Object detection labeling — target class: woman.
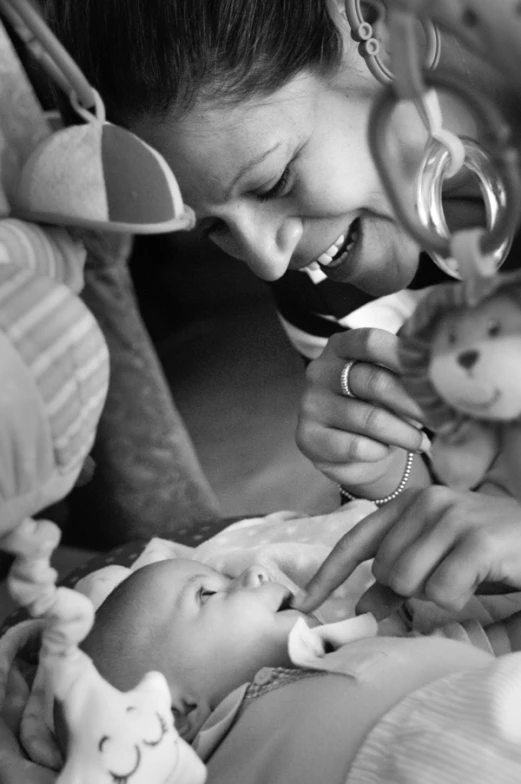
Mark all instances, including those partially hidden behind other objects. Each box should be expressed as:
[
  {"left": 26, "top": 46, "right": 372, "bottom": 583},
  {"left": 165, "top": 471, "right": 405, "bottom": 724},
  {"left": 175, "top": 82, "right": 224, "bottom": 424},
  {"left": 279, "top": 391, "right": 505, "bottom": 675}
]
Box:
[{"left": 45, "top": 0, "right": 521, "bottom": 613}]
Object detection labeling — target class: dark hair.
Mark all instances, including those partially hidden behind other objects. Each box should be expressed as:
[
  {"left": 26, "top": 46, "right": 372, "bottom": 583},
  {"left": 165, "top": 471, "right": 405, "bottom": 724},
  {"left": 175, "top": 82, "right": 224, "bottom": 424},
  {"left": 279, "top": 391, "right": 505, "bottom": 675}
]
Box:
[{"left": 43, "top": 0, "right": 343, "bottom": 124}]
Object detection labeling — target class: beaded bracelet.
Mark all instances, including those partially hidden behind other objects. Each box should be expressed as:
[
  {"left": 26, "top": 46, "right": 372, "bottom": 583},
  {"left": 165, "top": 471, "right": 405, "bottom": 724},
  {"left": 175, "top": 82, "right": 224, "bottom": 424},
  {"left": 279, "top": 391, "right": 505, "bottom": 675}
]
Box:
[{"left": 338, "top": 451, "right": 415, "bottom": 507}]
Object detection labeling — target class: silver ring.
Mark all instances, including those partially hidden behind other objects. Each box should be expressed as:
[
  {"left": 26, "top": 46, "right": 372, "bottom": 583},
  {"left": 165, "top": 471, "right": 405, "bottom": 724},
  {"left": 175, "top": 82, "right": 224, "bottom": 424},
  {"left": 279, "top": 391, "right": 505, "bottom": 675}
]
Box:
[{"left": 340, "top": 361, "right": 357, "bottom": 398}]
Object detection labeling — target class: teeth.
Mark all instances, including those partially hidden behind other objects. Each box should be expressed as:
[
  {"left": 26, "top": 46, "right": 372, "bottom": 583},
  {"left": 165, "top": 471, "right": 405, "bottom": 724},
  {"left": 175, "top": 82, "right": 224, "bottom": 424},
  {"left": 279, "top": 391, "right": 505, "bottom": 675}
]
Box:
[
  {"left": 318, "top": 252, "right": 334, "bottom": 266},
  {"left": 316, "top": 225, "right": 357, "bottom": 268},
  {"left": 331, "top": 234, "right": 345, "bottom": 252}
]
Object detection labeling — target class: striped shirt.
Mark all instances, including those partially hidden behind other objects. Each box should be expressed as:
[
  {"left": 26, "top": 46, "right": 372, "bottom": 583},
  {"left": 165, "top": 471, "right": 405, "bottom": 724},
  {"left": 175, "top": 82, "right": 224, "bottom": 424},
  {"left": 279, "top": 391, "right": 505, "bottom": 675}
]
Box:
[{"left": 267, "top": 249, "right": 521, "bottom": 359}]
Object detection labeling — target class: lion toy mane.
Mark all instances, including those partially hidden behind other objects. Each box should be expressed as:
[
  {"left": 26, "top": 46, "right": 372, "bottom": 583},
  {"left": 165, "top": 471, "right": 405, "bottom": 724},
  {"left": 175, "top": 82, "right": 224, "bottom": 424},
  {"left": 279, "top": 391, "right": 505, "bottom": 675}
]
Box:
[{"left": 399, "top": 271, "right": 521, "bottom": 496}]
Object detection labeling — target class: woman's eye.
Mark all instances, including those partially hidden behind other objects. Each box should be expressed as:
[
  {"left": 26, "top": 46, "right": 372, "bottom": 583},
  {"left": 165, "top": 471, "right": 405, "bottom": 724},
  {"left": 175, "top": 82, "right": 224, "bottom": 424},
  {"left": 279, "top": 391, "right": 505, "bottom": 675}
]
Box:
[{"left": 256, "top": 166, "right": 292, "bottom": 202}]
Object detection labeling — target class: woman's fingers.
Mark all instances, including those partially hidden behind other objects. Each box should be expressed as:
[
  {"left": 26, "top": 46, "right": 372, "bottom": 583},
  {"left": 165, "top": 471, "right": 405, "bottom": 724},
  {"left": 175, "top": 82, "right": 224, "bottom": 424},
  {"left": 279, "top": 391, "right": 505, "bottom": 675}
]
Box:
[
  {"left": 326, "top": 328, "right": 404, "bottom": 371},
  {"left": 371, "top": 492, "right": 457, "bottom": 593},
  {"left": 307, "top": 337, "right": 425, "bottom": 424},
  {"left": 337, "top": 361, "right": 425, "bottom": 424},
  {"left": 355, "top": 582, "right": 406, "bottom": 620},
  {"left": 298, "top": 389, "right": 427, "bottom": 462},
  {"left": 293, "top": 494, "right": 411, "bottom": 613},
  {"left": 421, "top": 539, "right": 486, "bottom": 611}
]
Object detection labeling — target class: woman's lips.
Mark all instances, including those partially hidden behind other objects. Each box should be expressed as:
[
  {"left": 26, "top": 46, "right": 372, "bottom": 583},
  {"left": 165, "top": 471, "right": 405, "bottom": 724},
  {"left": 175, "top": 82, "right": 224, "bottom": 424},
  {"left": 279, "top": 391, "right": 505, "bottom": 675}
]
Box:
[
  {"left": 321, "top": 214, "right": 421, "bottom": 295},
  {"left": 319, "top": 219, "right": 360, "bottom": 270}
]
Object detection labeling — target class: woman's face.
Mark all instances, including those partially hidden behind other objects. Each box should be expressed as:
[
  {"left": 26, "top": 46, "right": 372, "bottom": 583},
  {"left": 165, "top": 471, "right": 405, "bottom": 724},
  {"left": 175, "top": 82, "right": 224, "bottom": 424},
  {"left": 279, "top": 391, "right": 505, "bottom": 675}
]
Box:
[{"left": 135, "top": 56, "right": 484, "bottom": 296}]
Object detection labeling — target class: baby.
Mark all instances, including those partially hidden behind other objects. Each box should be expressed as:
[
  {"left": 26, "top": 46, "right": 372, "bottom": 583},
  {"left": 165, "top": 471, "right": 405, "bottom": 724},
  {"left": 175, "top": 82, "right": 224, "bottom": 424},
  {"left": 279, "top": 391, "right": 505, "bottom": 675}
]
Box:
[{"left": 66, "top": 558, "right": 521, "bottom": 784}]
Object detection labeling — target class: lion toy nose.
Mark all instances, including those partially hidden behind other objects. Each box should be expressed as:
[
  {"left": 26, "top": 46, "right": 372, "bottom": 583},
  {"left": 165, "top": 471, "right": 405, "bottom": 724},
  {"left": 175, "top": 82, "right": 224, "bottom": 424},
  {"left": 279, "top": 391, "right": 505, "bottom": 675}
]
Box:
[{"left": 458, "top": 349, "right": 480, "bottom": 370}]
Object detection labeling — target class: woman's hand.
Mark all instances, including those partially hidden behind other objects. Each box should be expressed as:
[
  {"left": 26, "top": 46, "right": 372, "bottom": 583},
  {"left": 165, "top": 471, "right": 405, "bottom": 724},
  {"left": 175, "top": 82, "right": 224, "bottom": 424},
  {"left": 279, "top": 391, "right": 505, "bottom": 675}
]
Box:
[
  {"left": 296, "top": 328, "right": 430, "bottom": 492},
  {"left": 294, "top": 486, "right": 521, "bottom": 617}
]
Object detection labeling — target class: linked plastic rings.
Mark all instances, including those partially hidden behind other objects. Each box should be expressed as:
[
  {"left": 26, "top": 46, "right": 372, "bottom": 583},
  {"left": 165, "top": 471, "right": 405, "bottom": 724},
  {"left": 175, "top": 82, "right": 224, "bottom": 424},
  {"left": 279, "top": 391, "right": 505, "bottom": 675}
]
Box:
[{"left": 417, "top": 136, "right": 511, "bottom": 278}]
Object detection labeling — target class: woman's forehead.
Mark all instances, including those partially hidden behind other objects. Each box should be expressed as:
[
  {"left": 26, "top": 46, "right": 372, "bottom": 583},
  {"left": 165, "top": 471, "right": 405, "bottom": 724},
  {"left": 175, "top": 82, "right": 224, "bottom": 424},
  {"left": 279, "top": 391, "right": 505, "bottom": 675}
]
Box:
[{"left": 136, "top": 74, "right": 322, "bottom": 204}]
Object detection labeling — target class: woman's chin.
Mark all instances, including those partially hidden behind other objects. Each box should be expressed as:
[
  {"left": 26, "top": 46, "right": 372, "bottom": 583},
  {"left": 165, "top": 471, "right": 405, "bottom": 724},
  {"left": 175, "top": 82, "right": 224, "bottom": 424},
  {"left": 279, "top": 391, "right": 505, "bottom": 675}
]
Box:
[{"left": 328, "top": 218, "right": 422, "bottom": 295}]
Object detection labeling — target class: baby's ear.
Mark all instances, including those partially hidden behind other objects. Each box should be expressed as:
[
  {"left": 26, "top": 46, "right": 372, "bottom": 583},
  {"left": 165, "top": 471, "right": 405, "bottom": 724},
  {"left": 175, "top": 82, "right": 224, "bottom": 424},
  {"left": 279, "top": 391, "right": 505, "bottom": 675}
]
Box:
[{"left": 170, "top": 689, "right": 211, "bottom": 742}]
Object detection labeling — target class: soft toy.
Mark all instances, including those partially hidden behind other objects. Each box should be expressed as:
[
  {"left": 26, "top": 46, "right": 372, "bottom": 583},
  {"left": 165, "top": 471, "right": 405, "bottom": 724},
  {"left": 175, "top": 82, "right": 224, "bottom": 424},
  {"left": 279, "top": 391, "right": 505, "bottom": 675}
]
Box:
[
  {"left": 399, "top": 270, "right": 521, "bottom": 495},
  {"left": 0, "top": 6, "right": 206, "bottom": 783}
]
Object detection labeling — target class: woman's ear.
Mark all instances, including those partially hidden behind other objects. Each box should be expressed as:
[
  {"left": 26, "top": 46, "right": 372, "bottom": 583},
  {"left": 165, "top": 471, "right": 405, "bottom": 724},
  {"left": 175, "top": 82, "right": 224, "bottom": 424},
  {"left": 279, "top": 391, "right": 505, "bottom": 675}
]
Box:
[
  {"left": 170, "top": 690, "right": 211, "bottom": 742},
  {"left": 326, "top": 0, "right": 350, "bottom": 34}
]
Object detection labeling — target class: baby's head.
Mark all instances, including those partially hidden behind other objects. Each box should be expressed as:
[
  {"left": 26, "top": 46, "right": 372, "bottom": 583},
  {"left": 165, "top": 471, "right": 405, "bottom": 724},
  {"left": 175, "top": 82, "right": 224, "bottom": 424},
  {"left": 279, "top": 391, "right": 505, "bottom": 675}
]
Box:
[{"left": 81, "top": 559, "right": 315, "bottom": 740}]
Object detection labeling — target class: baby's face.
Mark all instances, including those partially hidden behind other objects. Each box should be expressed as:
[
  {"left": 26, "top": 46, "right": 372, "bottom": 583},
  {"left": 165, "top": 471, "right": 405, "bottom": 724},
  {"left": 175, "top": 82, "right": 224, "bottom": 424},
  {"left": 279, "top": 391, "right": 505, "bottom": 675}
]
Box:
[{"left": 137, "top": 559, "right": 314, "bottom": 706}]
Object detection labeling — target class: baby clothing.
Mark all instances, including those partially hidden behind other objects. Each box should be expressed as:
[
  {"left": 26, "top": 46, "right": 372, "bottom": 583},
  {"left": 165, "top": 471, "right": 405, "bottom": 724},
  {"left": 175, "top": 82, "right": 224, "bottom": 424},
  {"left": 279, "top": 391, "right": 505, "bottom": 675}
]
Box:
[{"left": 195, "top": 617, "right": 521, "bottom": 784}]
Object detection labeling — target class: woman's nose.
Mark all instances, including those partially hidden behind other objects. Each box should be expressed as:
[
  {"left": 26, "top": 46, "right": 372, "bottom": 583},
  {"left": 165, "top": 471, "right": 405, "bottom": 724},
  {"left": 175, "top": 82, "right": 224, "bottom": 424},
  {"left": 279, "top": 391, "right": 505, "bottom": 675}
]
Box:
[
  {"left": 233, "top": 566, "right": 271, "bottom": 589},
  {"left": 217, "top": 209, "right": 303, "bottom": 281}
]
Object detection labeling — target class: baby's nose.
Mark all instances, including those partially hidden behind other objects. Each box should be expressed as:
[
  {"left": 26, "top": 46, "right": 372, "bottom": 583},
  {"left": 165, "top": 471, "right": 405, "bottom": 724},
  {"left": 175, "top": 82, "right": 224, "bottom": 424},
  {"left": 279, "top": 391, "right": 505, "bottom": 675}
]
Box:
[{"left": 235, "top": 566, "right": 271, "bottom": 589}]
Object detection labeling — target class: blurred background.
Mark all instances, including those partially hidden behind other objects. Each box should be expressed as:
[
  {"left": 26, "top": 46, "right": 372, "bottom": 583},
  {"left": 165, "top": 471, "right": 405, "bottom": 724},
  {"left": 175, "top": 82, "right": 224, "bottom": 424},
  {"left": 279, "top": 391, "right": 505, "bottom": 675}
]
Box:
[{"left": 129, "top": 232, "right": 338, "bottom": 518}]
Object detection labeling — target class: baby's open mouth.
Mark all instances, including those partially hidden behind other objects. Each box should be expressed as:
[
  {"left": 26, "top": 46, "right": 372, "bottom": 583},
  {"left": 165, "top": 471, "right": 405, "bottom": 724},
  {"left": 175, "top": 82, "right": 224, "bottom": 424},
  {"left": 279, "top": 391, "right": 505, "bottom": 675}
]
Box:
[
  {"left": 277, "top": 590, "right": 294, "bottom": 612},
  {"left": 316, "top": 218, "right": 360, "bottom": 269},
  {"left": 276, "top": 590, "right": 322, "bottom": 626}
]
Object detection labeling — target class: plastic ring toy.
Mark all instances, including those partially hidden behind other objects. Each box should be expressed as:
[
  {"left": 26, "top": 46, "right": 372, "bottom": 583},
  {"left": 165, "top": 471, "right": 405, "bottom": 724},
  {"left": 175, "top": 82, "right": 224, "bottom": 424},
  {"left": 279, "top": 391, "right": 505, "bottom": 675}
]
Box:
[{"left": 417, "top": 136, "right": 512, "bottom": 278}]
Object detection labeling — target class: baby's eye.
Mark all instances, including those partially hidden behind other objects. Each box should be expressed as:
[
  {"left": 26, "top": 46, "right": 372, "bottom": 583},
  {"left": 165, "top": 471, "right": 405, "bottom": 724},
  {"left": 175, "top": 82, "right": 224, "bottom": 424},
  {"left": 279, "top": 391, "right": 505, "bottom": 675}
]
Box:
[{"left": 198, "top": 588, "right": 217, "bottom": 604}]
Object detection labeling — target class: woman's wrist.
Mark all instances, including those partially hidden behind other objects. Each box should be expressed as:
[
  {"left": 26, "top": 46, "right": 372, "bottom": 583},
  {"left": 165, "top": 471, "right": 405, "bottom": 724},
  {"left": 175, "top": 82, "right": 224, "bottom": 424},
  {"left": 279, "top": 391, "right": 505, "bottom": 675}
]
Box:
[{"left": 338, "top": 448, "right": 431, "bottom": 505}]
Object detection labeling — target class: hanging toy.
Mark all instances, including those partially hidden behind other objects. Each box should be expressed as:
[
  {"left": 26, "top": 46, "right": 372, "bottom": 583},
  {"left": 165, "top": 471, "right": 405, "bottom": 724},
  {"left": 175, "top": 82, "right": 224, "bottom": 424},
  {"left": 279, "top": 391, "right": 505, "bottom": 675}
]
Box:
[
  {"left": 0, "top": 4, "right": 206, "bottom": 781},
  {"left": 361, "top": 1, "right": 521, "bottom": 495},
  {"left": 0, "top": 0, "right": 194, "bottom": 234}
]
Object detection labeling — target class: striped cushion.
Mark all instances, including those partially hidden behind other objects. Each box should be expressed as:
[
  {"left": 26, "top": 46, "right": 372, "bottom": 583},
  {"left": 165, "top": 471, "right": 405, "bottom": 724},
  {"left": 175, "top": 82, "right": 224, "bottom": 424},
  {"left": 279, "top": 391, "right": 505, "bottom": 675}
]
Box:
[
  {"left": 0, "top": 219, "right": 85, "bottom": 293},
  {"left": 0, "top": 263, "right": 108, "bottom": 472}
]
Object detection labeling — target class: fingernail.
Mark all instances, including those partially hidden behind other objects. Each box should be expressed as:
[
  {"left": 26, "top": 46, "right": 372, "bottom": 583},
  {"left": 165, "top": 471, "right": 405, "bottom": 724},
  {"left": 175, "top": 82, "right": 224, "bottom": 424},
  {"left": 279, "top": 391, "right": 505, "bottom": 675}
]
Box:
[
  {"left": 290, "top": 590, "right": 304, "bottom": 607},
  {"left": 418, "top": 432, "right": 431, "bottom": 454},
  {"left": 290, "top": 590, "right": 310, "bottom": 612}
]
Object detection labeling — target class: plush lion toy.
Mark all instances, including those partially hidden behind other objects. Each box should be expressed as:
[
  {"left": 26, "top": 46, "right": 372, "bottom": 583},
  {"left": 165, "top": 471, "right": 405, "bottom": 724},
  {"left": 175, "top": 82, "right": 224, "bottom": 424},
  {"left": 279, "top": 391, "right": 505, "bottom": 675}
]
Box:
[{"left": 399, "top": 271, "right": 521, "bottom": 496}]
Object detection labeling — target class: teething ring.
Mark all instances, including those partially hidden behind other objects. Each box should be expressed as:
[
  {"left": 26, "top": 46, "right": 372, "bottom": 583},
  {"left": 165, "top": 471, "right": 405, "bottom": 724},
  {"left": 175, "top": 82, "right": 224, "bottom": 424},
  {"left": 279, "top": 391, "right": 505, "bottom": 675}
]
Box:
[
  {"left": 417, "top": 136, "right": 511, "bottom": 278},
  {"left": 369, "top": 71, "right": 521, "bottom": 262}
]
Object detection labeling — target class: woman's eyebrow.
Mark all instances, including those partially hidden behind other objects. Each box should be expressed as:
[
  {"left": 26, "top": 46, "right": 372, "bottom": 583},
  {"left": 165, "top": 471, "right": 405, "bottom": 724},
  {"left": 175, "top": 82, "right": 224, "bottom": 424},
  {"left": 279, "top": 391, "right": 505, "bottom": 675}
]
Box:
[{"left": 223, "top": 140, "right": 284, "bottom": 199}]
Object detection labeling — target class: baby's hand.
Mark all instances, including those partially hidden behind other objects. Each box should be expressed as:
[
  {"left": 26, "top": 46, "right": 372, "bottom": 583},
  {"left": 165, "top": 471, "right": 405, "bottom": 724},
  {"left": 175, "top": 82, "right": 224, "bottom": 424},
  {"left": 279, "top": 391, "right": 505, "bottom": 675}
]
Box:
[
  {"left": 295, "top": 487, "right": 521, "bottom": 616},
  {"left": 296, "top": 328, "right": 429, "bottom": 491}
]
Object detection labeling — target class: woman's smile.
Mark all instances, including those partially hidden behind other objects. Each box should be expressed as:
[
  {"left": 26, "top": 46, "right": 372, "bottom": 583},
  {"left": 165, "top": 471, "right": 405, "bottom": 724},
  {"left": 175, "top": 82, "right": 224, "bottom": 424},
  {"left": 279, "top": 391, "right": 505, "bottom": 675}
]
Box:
[{"left": 136, "top": 70, "right": 427, "bottom": 295}]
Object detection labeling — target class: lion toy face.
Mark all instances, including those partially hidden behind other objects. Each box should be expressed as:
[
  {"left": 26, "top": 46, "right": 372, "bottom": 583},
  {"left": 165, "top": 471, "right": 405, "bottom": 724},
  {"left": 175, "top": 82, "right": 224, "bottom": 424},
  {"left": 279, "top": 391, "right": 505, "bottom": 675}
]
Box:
[{"left": 428, "top": 293, "right": 521, "bottom": 421}]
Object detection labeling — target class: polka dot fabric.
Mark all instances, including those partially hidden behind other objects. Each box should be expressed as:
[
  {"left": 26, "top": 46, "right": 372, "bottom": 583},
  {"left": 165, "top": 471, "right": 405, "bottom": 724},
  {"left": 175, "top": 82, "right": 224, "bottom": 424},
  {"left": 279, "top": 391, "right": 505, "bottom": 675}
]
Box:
[{"left": 0, "top": 515, "right": 242, "bottom": 636}]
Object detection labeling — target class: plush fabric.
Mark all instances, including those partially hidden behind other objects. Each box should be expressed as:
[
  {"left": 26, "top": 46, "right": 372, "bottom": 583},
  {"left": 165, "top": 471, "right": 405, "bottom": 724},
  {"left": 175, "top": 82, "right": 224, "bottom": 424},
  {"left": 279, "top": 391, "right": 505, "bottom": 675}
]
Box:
[{"left": 2, "top": 502, "right": 521, "bottom": 782}]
